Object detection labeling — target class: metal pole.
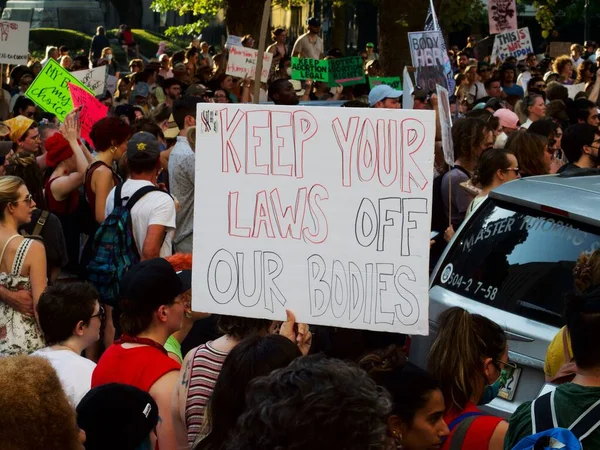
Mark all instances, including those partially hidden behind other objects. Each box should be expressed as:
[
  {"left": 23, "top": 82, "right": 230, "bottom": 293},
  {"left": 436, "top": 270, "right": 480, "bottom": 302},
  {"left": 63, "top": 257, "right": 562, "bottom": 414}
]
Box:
[{"left": 585, "top": 0, "right": 589, "bottom": 43}]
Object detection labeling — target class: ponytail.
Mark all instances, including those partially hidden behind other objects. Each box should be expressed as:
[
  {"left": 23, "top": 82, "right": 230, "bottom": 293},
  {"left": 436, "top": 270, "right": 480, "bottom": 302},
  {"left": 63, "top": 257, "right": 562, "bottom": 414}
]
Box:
[{"left": 427, "top": 307, "right": 506, "bottom": 410}]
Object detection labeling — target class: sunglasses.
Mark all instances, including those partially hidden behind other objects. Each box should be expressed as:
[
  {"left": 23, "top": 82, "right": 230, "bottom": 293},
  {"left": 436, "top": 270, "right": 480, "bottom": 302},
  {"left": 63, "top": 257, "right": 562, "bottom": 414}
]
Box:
[{"left": 495, "top": 359, "right": 518, "bottom": 372}]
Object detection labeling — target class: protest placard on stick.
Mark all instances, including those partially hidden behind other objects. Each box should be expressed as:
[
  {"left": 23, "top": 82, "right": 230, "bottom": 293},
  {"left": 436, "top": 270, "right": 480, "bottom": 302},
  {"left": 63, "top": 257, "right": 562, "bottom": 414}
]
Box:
[
  {"left": 192, "top": 103, "right": 435, "bottom": 335},
  {"left": 408, "top": 31, "right": 449, "bottom": 93},
  {"left": 488, "top": 0, "right": 517, "bottom": 34},
  {"left": 491, "top": 27, "right": 533, "bottom": 62},
  {"left": 25, "top": 59, "right": 93, "bottom": 122},
  {"left": 327, "top": 56, "right": 365, "bottom": 86},
  {"left": 0, "top": 20, "right": 29, "bottom": 65},
  {"left": 369, "top": 77, "right": 402, "bottom": 90},
  {"left": 291, "top": 57, "right": 329, "bottom": 83},
  {"left": 68, "top": 82, "right": 108, "bottom": 143},
  {"left": 72, "top": 66, "right": 107, "bottom": 96},
  {"left": 226, "top": 45, "right": 273, "bottom": 84}
]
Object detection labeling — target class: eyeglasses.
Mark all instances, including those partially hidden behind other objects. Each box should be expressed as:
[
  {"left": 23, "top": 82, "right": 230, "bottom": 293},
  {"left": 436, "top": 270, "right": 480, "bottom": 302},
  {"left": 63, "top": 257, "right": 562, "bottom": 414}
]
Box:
[
  {"left": 12, "top": 194, "right": 33, "bottom": 205},
  {"left": 503, "top": 167, "right": 520, "bottom": 173},
  {"left": 26, "top": 134, "right": 40, "bottom": 142},
  {"left": 90, "top": 305, "right": 105, "bottom": 320},
  {"left": 495, "top": 359, "right": 518, "bottom": 372}
]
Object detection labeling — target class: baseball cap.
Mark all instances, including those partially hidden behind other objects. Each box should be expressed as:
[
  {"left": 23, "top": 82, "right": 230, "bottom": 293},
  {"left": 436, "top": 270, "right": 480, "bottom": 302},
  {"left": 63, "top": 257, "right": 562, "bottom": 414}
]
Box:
[
  {"left": 133, "top": 82, "right": 149, "bottom": 98},
  {"left": 173, "top": 62, "right": 187, "bottom": 72},
  {"left": 307, "top": 17, "right": 321, "bottom": 26},
  {"left": 366, "top": 42, "right": 375, "bottom": 48},
  {"left": 494, "top": 108, "right": 520, "bottom": 129},
  {"left": 368, "top": 84, "right": 403, "bottom": 107},
  {"left": 163, "top": 114, "right": 180, "bottom": 139},
  {"left": 187, "top": 83, "right": 211, "bottom": 97},
  {"left": 76, "top": 383, "right": 159, "bottom": 450},
  {"left": 484, "top": 97, "right": 503, "bottom": 111},
  {"left": 126, "top": 131, "right": 161, "bottom": 163},
  {"left": 544, "top": 71, "right": 560, "bottom": 83},
  {"left": 120, "top": 258, "right": 192, "bottom": 312}
]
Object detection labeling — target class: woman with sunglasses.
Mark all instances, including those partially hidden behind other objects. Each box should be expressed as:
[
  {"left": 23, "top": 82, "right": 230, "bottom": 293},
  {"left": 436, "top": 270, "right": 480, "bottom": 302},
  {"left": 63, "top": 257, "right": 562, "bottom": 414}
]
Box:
[
  {"left": 466, "top": 148, "right": 520, "bottom": 216},
  {"left": 428, "top": 307, "right": 512, "bottom": 450},
  {"left": 0, "top": 175, "right": 47, "bottom": 355}
]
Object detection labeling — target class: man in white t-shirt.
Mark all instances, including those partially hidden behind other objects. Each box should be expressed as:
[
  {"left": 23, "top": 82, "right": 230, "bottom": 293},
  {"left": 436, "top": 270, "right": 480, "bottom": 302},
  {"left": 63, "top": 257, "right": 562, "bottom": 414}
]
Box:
[
  {"left": 105, "top": 132, "right": 176, "bottom": 259},
  {"left": 292, "top": 17, "right": 324, "bottom": 60},
  {"left": 33, "top": 282, "right": 102, "bottom": 407}
]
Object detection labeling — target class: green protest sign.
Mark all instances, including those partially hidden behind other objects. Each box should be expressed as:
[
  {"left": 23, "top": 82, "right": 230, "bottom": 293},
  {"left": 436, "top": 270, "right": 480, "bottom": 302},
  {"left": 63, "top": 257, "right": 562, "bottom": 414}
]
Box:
[
  {"left": 369, "top": 77, "right": 402, "bottom": 90},
  {"left": 25, "top": 59, "right": 93, "bottom": 122},
  {"left": 327, "top": 56, "right": 365, "bottom": 87},
  {"left": 291, "top": 57, "right": 329, "bottom": 83}
]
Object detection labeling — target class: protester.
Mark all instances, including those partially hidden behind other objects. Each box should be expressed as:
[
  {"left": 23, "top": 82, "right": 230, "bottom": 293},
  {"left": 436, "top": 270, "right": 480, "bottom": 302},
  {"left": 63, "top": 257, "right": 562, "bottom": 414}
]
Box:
[
  {"left": 571, "top": 98, "right": 600, "bottom": 127},
  {"left": 159, "top": 53, "right": 173, "bottom": 79},
  {"left": 267, "top": 28, "right": 288, "bottom": 67},
  {"left": 360, "top": 346, "right": 450, "bottom": 450},
  {"left": 553, "top": 55, "right": 575, "bottom": 85},
  {"left": 33, "top": 282, "right": 100, "bottom": 406},
  {"left": 12, "top": 97, "right": 35, "bottom": 119},
  {"left": 505, "top": 131, "right": 551, "bottom": 176},
  {"left": 466, "top": 64, "right": 486, "bottom": 104},
  {"left": 92, "top": 258, "right": 191, "bottom": 448},
  {"left": 104, "top": 132, "right": 176, "bottom": 259},
  {"left": 559, "top": 123, "right": 600, "bottom": 172},
  {"left": 493, "top": 109, "right": 520, "bottom": 148},
  {"left": 41, "top": 46, "right": 58, "bottom": 65},
  {"left": 5, "top": 116, "right": 40, "bottom": 154},
  {"left": 484, "top": 78, "right": 503, "bottom": 100},
  {"left": 224, "top": 355, "right": 391, "bottom": 450},
  {"left": 161, "top": 78, "right": 182, "bottom": 108},
  {"left": 193, "top": 334, "right": 303, "bottom": 449},
  {"left": 0, "top": 355, "right": 83, "bottom": 449},
  {"left": 89, "top": 26, "right": 110, "bottom": 63},
  {"left": 520, "top": 93, "right": 546, "bottom": 129},
  {"left": 427, "top": 307, "right": 508, "bottom": 450},
  {"left": 369, "top": 84, "right": 403, "bottom": 108},
  {"left": 268, "top": 78, "right": 299, "bottom": 105},
  {"left": 77, "top": 383, "right": 159, "bottom": 450},
  {"left": 527, "top": 118, "right": 564, "bottom": 173},
  {"left": 500, "top": 64, "right": 524, "bottom": 98},
  {"left": 292, "top": 17, "right": 324, "bottom": 60},
  {"left": 571, "top": 43, "right": 585, "bottom": 69}
]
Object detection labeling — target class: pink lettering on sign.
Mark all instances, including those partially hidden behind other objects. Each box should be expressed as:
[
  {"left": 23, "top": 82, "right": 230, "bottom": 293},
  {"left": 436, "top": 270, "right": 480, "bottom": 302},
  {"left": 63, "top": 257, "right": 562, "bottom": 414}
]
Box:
[{"left": 68, "top": 82, "right": 108, "bottom": 143}]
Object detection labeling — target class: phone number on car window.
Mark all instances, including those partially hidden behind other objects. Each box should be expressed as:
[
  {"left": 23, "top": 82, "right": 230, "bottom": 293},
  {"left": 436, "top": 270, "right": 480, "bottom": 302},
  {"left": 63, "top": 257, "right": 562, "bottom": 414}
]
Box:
[{"left": 440, "top": 263, "right": 499, "bottom": 300}]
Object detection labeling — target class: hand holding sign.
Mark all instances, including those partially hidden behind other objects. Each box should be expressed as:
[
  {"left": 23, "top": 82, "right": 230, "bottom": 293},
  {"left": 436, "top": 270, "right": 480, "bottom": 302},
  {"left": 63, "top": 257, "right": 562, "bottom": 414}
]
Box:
[{"left": 68, "top": 82, "right": 108, "bottom": 143}]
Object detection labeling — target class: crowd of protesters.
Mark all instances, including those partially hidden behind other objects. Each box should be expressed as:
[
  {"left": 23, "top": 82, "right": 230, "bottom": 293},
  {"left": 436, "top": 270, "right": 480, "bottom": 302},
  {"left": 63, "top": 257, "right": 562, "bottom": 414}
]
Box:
[{"left": 1, "top": 16, "right": 600, "bottom": 450}]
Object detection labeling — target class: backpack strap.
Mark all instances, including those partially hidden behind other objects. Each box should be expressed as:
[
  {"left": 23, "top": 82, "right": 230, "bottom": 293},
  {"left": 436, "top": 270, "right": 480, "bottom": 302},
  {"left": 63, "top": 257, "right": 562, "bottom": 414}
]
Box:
[
  {"left": 32, "top": 210, "right": 49, "bottom": 236},
  {"left": 124, "top": 185, "right": 169, "bottom": 211},
  {"left": 448, "top": 411, "right": 483, "bottom": 432},
  {"left": 449, "top": 414, "right": 481, "bottom": 450},
  {"left": 115, "top": 183, "right": 124, "bottom": 208},
  {"left": 569, "top": 398, "right": 600, "bottom": 441},
  {"left": 532, "top": 391, "right": 557, "bottom": 434}
]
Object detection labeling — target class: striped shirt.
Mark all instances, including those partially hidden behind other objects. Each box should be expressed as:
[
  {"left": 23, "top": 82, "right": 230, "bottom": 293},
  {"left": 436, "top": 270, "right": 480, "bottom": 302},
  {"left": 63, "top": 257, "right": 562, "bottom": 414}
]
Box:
[{"left": 185, "top": 341, "right": 229, "bottom": 447}]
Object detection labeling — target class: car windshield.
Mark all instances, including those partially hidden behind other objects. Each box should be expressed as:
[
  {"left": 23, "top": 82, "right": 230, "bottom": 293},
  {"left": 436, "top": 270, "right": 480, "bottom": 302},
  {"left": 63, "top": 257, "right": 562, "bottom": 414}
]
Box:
[{"left": 434, "top": 199, "right": 600, "bottom": 328}]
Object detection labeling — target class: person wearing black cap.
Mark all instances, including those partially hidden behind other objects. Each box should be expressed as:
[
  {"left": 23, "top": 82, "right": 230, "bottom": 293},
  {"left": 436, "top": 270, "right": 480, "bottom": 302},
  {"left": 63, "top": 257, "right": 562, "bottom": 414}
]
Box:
[
  {"left": 92, "top": 258, "right": 192, "bottom": 449},
  {"left": 292, "top": 17, "right": 324, "bottom": 60},
  {"left": 78, "top": 383, "right": 159, "bottom": 450},
  {"left": 558, "top": 123, "right": 600, "bottom": 173},
  {"left": 104, "top": 132, "right": 176, "bottom": 259}
]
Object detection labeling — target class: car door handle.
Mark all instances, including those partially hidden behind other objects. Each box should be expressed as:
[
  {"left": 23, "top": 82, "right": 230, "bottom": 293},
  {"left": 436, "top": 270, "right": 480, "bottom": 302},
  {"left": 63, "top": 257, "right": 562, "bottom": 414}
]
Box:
[{"left": 505, "top": 330, "right": 535, "bottom": 342}]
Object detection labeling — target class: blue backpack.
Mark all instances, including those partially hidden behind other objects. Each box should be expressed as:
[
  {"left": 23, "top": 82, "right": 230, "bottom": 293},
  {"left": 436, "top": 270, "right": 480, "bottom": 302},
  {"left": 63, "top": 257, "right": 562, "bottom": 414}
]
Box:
[
  {"left": 86, "top": 184, "right": 164, "bottom": 307},
  {"left": 512, "top": 390, "right": 600, "bottom": 450}
]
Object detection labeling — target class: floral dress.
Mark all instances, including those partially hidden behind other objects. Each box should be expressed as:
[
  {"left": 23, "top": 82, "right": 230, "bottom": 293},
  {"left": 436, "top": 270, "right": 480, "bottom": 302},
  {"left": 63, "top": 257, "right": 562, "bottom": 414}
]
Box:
[{"left": 0, "top": 235, "right": 44, "bottom": 356}]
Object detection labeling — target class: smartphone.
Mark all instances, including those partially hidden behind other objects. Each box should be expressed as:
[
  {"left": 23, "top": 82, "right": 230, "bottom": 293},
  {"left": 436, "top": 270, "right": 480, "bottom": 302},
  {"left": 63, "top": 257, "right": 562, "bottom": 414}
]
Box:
[{"left": 430, "top": 231, "right": 439, "bottom": 239}]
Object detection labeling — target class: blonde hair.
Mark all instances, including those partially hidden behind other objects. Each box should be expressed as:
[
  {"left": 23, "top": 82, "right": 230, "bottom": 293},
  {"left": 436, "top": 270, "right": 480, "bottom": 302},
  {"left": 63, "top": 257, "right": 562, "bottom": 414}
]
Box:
[
  {"left": 573, "top": 249, "right": 600, "bottom": 293},
  {"left": 428, "top": 307, "right": 506, "bottom": 410},
  {"left": 0, "top": 176, "right": 24, "bottom": 220}
]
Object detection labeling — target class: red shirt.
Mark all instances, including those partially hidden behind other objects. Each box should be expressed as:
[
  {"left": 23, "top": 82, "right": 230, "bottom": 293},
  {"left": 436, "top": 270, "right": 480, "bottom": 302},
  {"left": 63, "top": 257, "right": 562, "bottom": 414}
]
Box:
[
  {"left": 442, "top": 402, "right": 504, "bottom": 450},
  {"left": 92, "top": 344, "right": 181, "bottom": 392}
]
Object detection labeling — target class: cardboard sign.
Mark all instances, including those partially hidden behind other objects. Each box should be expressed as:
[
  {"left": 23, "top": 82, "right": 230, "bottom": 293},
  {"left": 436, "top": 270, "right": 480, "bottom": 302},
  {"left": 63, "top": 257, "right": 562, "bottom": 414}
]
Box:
[
  {"left": 491, "top": 27, "right": 533, "bottom": 62},
  {"left": 25, "top": 59, "right": 93, "bottom": 122},
  {"left": 369, "top": 77, "right": 402, "bottom": 90},
  {"left": 192, "top": 103, "right": 435, "bottom": 335},
  {"left": 488, "top": 0, "right": 517, "bottom": 34},
  {"left": 291, "top": 57, "right": 329, "bottom": 83},
  {"left": 548, "top": 42, "right": 572, "bottom": 58},
  {"left": 226, "top": 45, "right": 273, "bottom": 83},
  {"left": 68, "top": 82, "right": 108, "bottom": 143},
  {"left": 225, "top": 35, "right": 243, "bottom": 48},
  {"left": 566, "top": 83, "right": 586, "bottom": 100},
  {"left": 328, "top": 56, "right": 366, "bottom": 86},
  {"left": 436, "top": 84, "right": 454, "bottom": 167},
  {"left": 0, "top": 20, "right": 29, "bottom": 65},
  {"left": 72, "top": 66, "right": 107, "bottom": 96},
  {"left": 408, "top": 31, "right": 449, "bottom": 93},
  {"left": 402, "top": 67, "right": 415, "bottom": 110}
]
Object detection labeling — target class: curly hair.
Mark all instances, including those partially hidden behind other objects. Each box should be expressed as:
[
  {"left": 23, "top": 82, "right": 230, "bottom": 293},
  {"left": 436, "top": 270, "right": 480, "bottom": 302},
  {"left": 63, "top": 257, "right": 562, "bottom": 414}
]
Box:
[
  {"left": 224, "top": 355, "right": 392, "bottom": 450},
  {"left": 553, "top": 55, "right": 573, "bottom": 77},
  {"left": 451, "top": 117, "right": 487, "bottom": 164},
  {"left": 0, "top": 356, "right": 81, "bottom": 450},
  {"left": 573, "top": 249, "right": 600, "bottom": 294},
  {"left": 217, "top": 315, "right": 272, "bottom": 340}
]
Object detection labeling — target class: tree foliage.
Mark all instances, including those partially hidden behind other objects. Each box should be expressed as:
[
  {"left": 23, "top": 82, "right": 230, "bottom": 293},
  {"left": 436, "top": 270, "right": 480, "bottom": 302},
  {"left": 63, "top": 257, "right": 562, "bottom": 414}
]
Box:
[
  {"left": 436, "top": 0, "right": 486, "bottom": 32},
  {"left": 519, "top": 0, "right": 600, "bottom": 39}
]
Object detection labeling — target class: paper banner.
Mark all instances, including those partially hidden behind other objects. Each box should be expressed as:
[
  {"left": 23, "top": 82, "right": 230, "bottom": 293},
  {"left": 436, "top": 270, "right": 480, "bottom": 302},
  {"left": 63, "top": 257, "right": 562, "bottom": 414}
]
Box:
[
  {"left": 403, "top": 67, "right": 415, "bottom": 110},
  {"left": 0, "top": 20, "right": 29, "bottom": 65},
  {"left": 566, "top": 83, "right": 586, "bottom": 100},
  {"left": 369, "top": 77, "right": 402, "bottom": 90},
  {"left": 491, "top": 27, "right": 533, "bottom": 62},
  {"left": 488, "top": 0, "right": 517, "bottom": 35},
  {"left": 291, "top": 57, "right": 330, "bottom": 83},
  {"left": 436, "top": 84, "right": 454, "bottom": 167},
  {"left": 72, "top": 66, "right": 108, "bottom": 96},
  {"left": 25, "top": 59, "right": 93, "bottom": 122},
  {"left": 192, "top": 103, "right": 435, "bottom": 335},
  {"left": 68, "top": 82, "right": 108, "bottom": 143},
  {"left": 226, "top": 45, "right": 273, "bottom": 83},
  {"left": 408, "top": 31, "right": 449, "bottom": 93},
  {"left": 225, "top": 35, "right": 243, "bottom": 48}
]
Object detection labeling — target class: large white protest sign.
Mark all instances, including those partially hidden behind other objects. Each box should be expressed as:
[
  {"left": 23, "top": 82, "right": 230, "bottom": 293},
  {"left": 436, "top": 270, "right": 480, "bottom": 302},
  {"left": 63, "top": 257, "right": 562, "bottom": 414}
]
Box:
[
  {"left": 408, "top": 31, "right": 449, "bottom": 93},
  {"left": 488, "top": 0, "right": 517, "bottom": 34},
  {"left": 436, "top": 84, "right": 454, "bottom": 167},
  {"left": 72, "top": 66, "right": 107, "bottom": 96},
  {"left": 491, "top": 27, "right": 533, "bottom": 62},
  {"left": 192, "top": 104, "right": 435, "bottom": 335},
  {"left": 0, "top": 20, "right": 29, "bottom": 65},
  {"left": 566, "top": 83, "right": 586, "bottom": 100},
  {"left": 226, "top": 45, "right": 273, "bottom": 83}
]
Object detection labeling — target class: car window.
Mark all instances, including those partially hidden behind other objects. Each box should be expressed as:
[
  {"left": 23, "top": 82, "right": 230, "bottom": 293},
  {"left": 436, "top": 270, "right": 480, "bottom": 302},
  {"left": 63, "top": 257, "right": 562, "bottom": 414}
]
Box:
[{"left": 434, "top": 199, "right": 600, "bottom": 328}]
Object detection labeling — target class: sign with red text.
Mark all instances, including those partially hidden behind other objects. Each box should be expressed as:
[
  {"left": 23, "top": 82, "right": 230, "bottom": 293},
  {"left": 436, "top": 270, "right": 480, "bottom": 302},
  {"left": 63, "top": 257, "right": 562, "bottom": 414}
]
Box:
[
  {"left": 0, "top": 20, "right": 29, "bottom": 65},
  {"left": 488, "top": 0, "right": 517, "bottom": 35},
  {"left": 68, "top": 82, "right": 108, "bottom": 143},
  {"left": 192, "top": 104, "right": 435, "bottom": 335},
  {"left": 226, "top": 45, "right": 273, "bottom": 83},
  {"left": 491, "top": 27, "right": 533, "bottom": 62}
]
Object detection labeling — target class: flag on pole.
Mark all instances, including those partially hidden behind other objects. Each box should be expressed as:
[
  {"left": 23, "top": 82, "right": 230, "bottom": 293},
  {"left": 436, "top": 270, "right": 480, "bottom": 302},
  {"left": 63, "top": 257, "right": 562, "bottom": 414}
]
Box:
[{"left": 424, "top": 0, "right": 455, "bottom": 94}]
